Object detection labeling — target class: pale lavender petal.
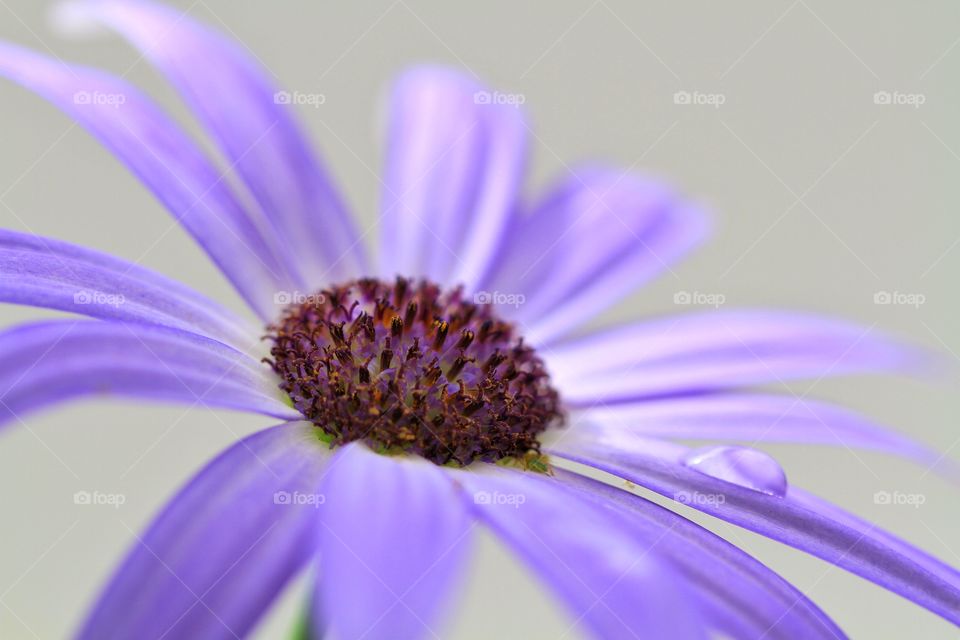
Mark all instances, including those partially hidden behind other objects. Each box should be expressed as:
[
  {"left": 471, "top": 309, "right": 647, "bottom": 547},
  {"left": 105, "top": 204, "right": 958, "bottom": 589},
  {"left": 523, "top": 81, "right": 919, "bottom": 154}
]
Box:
[
  {"left": 790, "top": 487, "right": 960, "bottom": 589},
  {"left": 480, "top": 166, "right": 708, "bottom": 345},
  {"left": 548, "top": 434, "right": 960, "bottom": 625},
  {"left": 78, "top": 422, "right": 329, "bottom": 640},
  {"left": 547, "top": 310, "right": 930, "bottom": 404},
  {"left": 0, "top": 320, "right": 298, "bottom": 426},
  {"left": 556, "top": 468, "right": 846, "bottom": 639},
  {"left": 457, "top": 465, "right": 706, "bottom": 640},
  {"left": 0, "top": 41, "right": 299, "bottom": 319},
  {"left": 316, "top": 444, "right": 471, "bottom": 640},
  {"left": 0, "top": 228, "right": 256, "bottom": 348},
  {"left": 379, "top": 67, "right": 527, "bottom": 291},
  {"left": 59, "top": 0, "right": 366, "bottom": 282},
  {"left": 577, "top": 394, "right": 957, "bottom": 479}
]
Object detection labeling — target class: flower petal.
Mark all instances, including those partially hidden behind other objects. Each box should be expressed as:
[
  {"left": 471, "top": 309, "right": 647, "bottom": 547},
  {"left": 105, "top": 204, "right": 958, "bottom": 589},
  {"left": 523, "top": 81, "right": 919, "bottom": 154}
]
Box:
[
  {"left": 0, "top": 41, "right": 298, "bottom": 319},
  {"left": 547, "top": 310, "right": 929, "bottom": 404},
  {"left": 0, "top": 320, "right": 297, "bottom": 427},
  {"left": 78, "top": 422, "right": 329, "bottom": 640},
  {"left": 0, "top": 228, "right": 256, "bottom": 348},
  {"left": 379, "top": 67, "right": 527, "bottom": 291},
  {"left": 59, "top": 0, "right": 366, "bottom": 282},
  {"left": 457, "top": 465, "right": 706, "bottom": 640},
  {"left": 480, "top": 166, "right": 708, "bottom": 345},
  {"left": 556, "top": 468, "right": 846, "bottom": 639},
  {"left": 315, "top": 444, "right": 472, "bottom": 640},
  {"left": 576, "top": 394, "right": 956, "bottom": 479},
  {"left": 548, "top": 435, "right": 960, "bottom": 625},
  {"left": 790, "top": 487, "right": 960, "bottom": 588}
]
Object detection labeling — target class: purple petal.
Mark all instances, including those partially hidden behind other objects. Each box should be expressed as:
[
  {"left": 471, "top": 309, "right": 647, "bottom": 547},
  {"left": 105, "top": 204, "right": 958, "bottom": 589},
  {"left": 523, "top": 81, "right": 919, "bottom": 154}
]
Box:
[
  {"left": 59, "top": 0, "right": 366, "bottom": 282},
  {"left": 0, "top": 41, "right": 299, "bottom": 319},
  {"left": 578, "top": 394, "right": 957, "bottom": 479},
  {"left": 78, "top": 422, "right": 329, "bottom": 640},
  {"left": 480, "top": 166, "right": 708, "bottom": 345},
  {"left": 379, "top": 67, "right": 527, "bottom": 291},
  {"left": 556, "top": 468, "right": 846, "bottom": 639},
  {"left": 790, "top": 487, "right": 960, "bottom": 589},
  {"left": 0, "top": 320, "right": 297, "bottom": 427},
  {"left": 315, "top": 444, "right": 471, "bottom": 640},
  {"left": 456, "top": 465, "right": 706, "bottom": 640},
  {"left": 547, "top": 310, "right": 930, "bottom": 404},
  {"left": 0, "top": 228, "right": 256, "bottom": 348},
  {"left": 548, "top": 435, "right": 960, "bottom": 625}
]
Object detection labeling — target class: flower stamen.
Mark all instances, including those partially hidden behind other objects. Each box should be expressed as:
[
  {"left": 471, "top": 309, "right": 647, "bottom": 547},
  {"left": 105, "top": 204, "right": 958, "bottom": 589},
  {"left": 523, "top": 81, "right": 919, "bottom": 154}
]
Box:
[{"left": 264, "top": 277, "right": 563, "bottom": 466}]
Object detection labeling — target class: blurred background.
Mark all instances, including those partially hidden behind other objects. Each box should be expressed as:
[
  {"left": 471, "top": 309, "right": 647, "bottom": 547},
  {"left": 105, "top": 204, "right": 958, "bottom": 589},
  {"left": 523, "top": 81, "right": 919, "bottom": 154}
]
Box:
[{"left": 0, "top": 1, "right": 958, "bottom": 637}]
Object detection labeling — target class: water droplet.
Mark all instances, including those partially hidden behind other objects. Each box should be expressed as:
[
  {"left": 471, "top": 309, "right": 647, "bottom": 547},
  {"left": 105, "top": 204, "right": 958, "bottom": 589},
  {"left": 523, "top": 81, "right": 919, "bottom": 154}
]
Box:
[{"left": 682, "top": 446, "right": 788, "bottom": 497}]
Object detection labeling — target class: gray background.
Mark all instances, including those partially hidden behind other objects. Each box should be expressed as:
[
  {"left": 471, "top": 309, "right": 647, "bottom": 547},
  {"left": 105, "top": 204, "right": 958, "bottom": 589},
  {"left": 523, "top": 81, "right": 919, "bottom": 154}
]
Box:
[{"left": 0, "top": 1, "right": 958, "bottom": 638}]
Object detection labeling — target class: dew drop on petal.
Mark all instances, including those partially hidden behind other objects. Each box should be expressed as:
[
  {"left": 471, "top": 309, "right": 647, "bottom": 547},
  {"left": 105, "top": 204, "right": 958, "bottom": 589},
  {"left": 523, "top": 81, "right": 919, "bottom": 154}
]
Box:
[{"left": 681, "top": 445, "right": 788, "bottom": 497}]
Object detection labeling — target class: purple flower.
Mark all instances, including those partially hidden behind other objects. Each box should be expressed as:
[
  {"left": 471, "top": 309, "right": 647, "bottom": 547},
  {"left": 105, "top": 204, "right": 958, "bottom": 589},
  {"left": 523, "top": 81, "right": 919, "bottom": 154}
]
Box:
[{"left": 0, "top": 2, "right": 957, "bottom": 638}]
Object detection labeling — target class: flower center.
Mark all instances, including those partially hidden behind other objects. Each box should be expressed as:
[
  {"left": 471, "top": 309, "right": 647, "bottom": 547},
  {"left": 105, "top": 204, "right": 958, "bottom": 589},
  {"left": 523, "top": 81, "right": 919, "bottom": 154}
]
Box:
[{"left": 265, "top": 277, "right": 563, "bottom": 466}]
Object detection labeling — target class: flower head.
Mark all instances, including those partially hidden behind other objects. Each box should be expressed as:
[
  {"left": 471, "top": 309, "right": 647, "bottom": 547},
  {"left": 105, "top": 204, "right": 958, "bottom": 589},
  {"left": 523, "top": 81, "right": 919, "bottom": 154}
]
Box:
[
  {"left": 266, "top": 276, "right": 562, "bottom": 465},
  {"left": 0, "top": 1, "right": 957, "bottom": 639}
]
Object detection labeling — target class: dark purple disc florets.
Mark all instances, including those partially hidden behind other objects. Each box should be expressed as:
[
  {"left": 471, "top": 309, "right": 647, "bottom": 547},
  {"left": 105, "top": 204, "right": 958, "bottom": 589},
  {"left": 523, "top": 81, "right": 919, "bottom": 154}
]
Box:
[{"left": 264, "top": 277, "right": 563, "bottom": 466}]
